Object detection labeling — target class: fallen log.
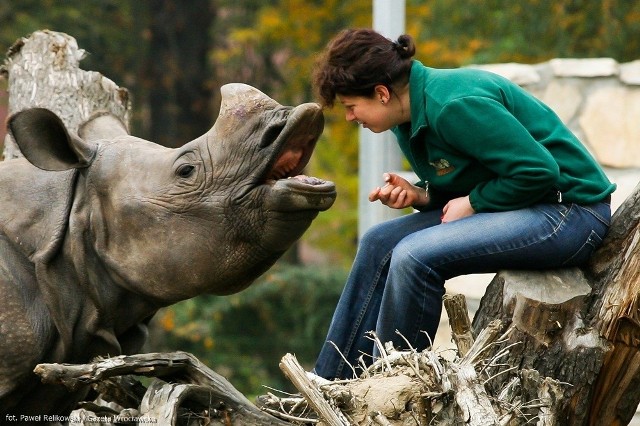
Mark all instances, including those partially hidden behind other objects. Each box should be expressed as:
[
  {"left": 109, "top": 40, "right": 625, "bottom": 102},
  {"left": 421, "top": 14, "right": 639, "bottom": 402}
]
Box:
[{"left": 35, "top": 352, "right": 291, "bottom": 425}]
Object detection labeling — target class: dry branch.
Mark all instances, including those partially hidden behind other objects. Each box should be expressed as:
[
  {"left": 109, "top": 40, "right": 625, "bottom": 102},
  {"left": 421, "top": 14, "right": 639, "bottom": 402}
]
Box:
[
  {"left": 279, "top": 354, "right": 350, "bottom": 426},
  {"left": 444, "top": 293, "right": 475, "bottom": 357},
  {"left": 259, "top": 321, "right": 564, "bottom": 426},
  {"left": 35, "top": 352, "right": 291, "bottom": 425}
]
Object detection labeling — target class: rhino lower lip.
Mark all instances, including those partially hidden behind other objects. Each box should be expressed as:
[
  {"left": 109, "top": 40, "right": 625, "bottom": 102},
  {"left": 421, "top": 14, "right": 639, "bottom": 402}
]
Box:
[
  {"left": 265, "top": 175, "right": 331, "bottom": 189},
  {"left": 267, "top": 177, "right": 336, "bottom": 211},
  {"left": 288, "top": 175, "right": 327, "bottom": 185}
]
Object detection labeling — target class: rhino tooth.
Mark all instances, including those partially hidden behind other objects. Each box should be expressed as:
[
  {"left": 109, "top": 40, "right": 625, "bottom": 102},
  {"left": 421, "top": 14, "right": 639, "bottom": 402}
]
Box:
[{"left": 290, "top": 175, "right": 326, "bottom": 185}]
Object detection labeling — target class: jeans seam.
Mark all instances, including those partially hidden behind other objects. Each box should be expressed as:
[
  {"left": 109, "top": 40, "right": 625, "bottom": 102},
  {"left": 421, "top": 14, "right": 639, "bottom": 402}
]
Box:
[
  {"left": 561, "top": 229, "right": 602, "bottom": 266},
  {"left": 408, "top": 252, "right": 429, "bottom": 345},
  {"left": 431, "top": 204, "right": 572, "bottom": 269},
  {"left": 337, "top": 250, "right": 392, "bottom": 377},
  {"left": 579, "top": 203, "right": 610, "bottom": 226}
]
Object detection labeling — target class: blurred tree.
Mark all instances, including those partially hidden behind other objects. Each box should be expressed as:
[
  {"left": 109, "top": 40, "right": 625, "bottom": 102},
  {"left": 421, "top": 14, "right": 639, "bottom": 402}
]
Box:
[
  {"left": 0, "top": 1, "right": 137, "bottom": 69},
  {"left": 0, "top": 1, "right": 140, "bottom": 114},
  {"left": 141, "top": 0, "right": 215, "bottom": 147},
  {"left": 0, "top": 0, "right": 216, "bottom": 147}
]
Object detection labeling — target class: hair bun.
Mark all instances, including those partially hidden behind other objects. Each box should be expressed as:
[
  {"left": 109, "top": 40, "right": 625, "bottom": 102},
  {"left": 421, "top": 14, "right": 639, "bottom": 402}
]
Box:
[{"left": 394, "top": 34, "right": 416, "bottom": 59}]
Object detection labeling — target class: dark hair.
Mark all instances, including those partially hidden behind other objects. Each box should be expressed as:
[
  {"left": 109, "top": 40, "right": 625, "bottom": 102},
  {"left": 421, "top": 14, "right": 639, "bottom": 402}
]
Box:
[{"left": 313, "top": 28, "right": 416, "bottom": 107}]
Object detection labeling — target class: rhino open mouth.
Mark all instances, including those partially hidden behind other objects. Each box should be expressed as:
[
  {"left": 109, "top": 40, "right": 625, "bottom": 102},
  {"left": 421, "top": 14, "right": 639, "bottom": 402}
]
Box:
[{"left": 262, "top": 104, "right": 336, "bottom": 210}]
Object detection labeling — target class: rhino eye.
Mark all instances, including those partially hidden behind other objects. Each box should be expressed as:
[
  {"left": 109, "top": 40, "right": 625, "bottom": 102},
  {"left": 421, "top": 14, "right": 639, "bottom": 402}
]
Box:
[{"left": 176, "top": 164, "right": 196, "bottom": 178}]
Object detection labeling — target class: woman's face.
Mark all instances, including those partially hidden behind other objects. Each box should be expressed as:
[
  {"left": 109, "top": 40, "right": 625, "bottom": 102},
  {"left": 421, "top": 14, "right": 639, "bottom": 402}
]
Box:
[{"left": 338, "top": 93, "right": 396, "bottom": 133}]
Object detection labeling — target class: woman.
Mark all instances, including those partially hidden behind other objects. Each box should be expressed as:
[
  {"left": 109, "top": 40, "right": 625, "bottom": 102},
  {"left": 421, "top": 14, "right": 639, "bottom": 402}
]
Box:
[{"left": 312, "top": 28, "right": 615, "bottom": 380}]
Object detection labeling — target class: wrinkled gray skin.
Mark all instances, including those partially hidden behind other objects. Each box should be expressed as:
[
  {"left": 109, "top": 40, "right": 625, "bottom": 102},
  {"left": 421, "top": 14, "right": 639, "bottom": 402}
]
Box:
[{"left": 0, "top": 83, "right": 336, "bottom": 414}]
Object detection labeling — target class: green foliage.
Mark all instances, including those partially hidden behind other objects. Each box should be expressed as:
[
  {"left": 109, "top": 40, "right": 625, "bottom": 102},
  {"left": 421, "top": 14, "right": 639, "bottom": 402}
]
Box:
[
  {"left": 0, "top": 1, "right": 139, "bottom": 78},
  {"left": 407, "top": 0, "right": 640, "bottom": 66},
  {"left": 148, "top": 263, "right": 348, "bottom": 396}
]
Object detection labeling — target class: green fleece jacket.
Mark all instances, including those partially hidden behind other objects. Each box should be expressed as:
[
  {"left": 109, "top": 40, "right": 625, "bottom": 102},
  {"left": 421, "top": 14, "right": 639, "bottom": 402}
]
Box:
[{"left": 391, "top": 61, "right": 616, "bottom": 212}]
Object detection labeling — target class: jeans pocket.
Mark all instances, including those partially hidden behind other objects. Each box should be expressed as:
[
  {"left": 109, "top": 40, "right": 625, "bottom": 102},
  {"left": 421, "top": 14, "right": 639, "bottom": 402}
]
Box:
[
  {"left": 562, "top": 230, "right": 603, "bottom": 266},
  {"left": 534, "top": 203, "right": 571, "bottom": 230},
  {"left": 580, "top": 203, "right": 612, "bottom": 227}
]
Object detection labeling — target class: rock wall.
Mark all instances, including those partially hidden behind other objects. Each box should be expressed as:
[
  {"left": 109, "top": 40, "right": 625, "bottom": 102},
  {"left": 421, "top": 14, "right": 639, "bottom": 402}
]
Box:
[{"left": 471, "top": 58, "right": 640, "bottom": 168}]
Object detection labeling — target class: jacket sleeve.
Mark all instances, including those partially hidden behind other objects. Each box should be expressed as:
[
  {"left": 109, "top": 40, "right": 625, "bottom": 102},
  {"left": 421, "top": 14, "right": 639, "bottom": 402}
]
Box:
[{"left": 435, "top": 96, "right": 560, "bottom": 212}]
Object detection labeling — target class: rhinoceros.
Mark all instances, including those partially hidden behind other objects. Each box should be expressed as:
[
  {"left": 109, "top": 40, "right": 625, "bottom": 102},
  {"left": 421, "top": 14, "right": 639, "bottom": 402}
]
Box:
[{"left": 0, "top": 83, "right": 336, "bottom": 414}]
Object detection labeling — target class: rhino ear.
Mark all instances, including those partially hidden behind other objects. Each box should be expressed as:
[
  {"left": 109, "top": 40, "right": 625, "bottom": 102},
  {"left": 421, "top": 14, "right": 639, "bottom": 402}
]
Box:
[
  {"left": 78, "top": 110, "right": 129, "bottom": 142},
  {"left": 8, "top": 108, "right": 96, "bottom": 171}
]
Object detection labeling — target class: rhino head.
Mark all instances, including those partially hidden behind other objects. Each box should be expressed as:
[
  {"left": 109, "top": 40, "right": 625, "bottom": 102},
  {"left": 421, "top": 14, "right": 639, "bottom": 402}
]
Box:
[{"left": 8, "top": 83, "right": 336, "bottom": 301}]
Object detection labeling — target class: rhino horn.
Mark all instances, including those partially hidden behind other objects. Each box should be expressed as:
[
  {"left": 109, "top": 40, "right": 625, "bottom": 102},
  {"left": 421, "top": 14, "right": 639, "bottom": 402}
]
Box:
[{"left": 210, "top": 83, "right": 281, "bottom": 134}]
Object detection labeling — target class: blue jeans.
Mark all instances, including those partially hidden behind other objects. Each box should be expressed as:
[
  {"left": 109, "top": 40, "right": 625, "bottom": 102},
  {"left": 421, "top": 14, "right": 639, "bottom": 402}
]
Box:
[{"left": 313, "top": 201, "right": 611, "bottom": 379}]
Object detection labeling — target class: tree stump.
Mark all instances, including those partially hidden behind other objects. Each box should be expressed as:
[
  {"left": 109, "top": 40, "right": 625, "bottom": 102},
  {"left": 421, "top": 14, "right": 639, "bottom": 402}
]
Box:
[
  {"left": 1, "top": 29, "right": 130, "bottom": 160},
  {"left": 472, "top": 182, "right": 640, "bottom": 425}
]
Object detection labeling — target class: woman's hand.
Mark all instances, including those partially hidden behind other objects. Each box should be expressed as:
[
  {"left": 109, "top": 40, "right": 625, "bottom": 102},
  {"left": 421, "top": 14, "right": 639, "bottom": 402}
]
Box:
[
  {"left": 441, "top": 195, "right": 475, "bottom": 222},
  {"left": 368, "top": 173, "right": 429, "bottom": 209}
]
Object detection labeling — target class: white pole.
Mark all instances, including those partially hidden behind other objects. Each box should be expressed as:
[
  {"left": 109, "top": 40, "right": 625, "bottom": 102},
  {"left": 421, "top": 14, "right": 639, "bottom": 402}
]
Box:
[{"left": 358, "top": 0, "right": 406, "bottom": 238}]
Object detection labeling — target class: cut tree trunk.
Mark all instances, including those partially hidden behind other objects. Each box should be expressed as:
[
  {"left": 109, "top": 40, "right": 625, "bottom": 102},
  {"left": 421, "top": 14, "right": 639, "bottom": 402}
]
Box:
[
  {"left": 1, "top": 29, "right": 130, "bottom": 160},
  {"left": 472, "top": 182, "right": 640, "bottom": 425}
]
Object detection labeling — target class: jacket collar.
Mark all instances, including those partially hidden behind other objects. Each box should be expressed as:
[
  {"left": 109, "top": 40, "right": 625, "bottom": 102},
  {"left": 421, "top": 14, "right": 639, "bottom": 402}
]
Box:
[{"left": 394, "top": 60, "right": 430, "bottom": 140}]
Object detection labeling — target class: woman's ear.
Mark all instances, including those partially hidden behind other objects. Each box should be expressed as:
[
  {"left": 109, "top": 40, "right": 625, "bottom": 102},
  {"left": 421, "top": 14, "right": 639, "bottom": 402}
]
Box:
[{"left": 374, "top": 85, "right": 391, "bottom": 104}]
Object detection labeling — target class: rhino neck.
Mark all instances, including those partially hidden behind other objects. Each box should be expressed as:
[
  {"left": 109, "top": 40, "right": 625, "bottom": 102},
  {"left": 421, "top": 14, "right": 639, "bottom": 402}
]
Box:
[
  {"left": 35, "top": 187, "right": 160, "bottom": 363},
  {"left": 36, "top": 246, "right": 158, "bottom": 362},
  {"left": 0, "top": 161, "right": 78, "bottom": 264}
]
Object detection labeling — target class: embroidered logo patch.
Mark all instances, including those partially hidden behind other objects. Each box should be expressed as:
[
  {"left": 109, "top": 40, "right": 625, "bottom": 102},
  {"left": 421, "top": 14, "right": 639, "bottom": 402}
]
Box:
[{"left": 429, "top": 159, "right": 455, "bottom": 176}]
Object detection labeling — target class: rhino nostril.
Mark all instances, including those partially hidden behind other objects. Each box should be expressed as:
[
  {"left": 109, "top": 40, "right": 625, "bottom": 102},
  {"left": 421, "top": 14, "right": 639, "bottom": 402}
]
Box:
[{"left": 259, "top": 122, "right": 286, "bottom": 148}]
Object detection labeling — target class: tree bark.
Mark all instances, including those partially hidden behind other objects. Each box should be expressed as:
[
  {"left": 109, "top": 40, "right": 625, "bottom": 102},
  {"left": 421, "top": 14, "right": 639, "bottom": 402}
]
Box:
[
  {"left": 587, "top": 183, "right": 640, "bottom": 425},
  {"left": 444, "top": 293, "right": 475, "bottom": 357}
]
